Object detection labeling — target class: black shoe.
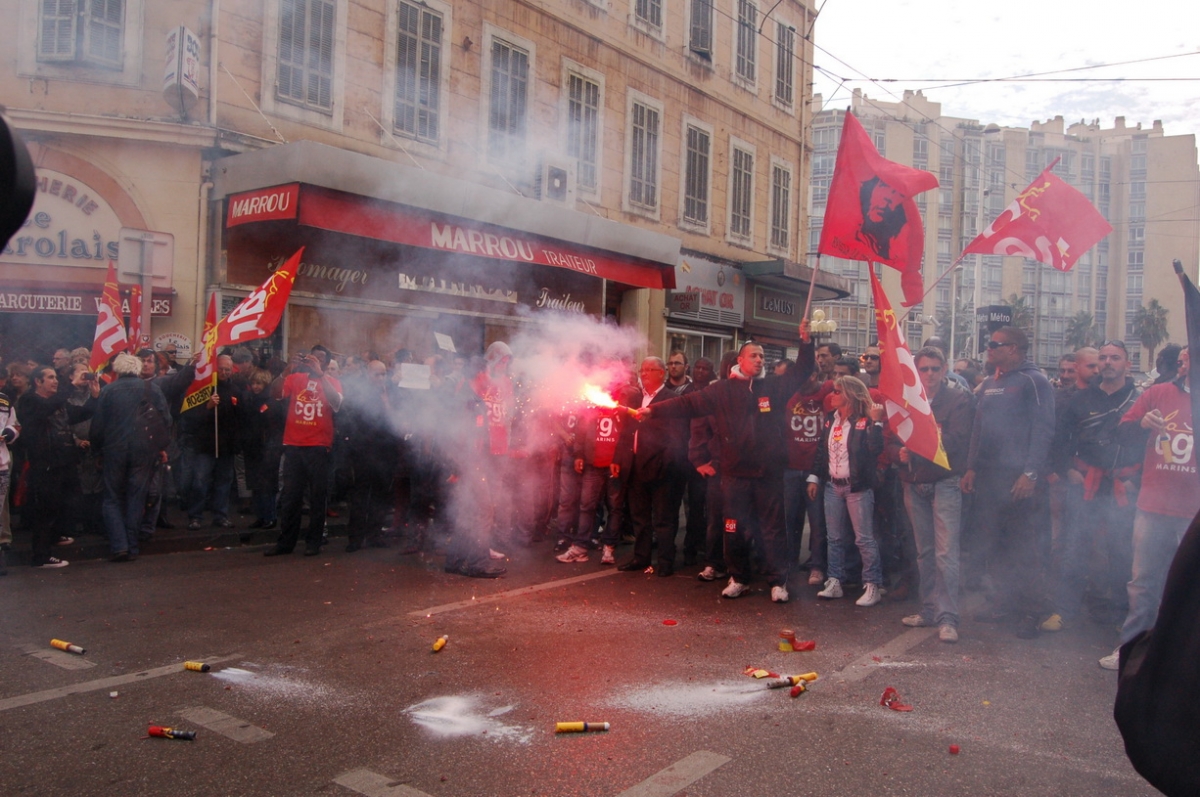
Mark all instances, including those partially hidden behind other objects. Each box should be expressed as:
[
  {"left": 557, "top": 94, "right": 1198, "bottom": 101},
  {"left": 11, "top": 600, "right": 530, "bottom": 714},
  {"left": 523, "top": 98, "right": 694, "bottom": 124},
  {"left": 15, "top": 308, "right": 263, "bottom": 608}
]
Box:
[
  {"left": 110, "top": 552, "right": 131, "bottom": 562},
  {"left": 248, "top": 519, "right": 266, "bottom": 530},
  {"left": 264, "top": 547, "right": 292, "bottom": 557},
  {"left": 303, "top": 547, "right": 321, "bottom": 556},
  {"left": 186, "top": 519, "right": 203, "bottom": 531},
  {"left": 617, "top": 559, "right": 650, "bottom": 572},
  {"left": 138, "top": 532, "right": 154, "bottom": 543},
  {"left": 1014, "top": 615, "right": 1040, "bottom": 639},
  {"left": 345, "top": 541, "right": 362, "bottom": 553},
  {"left": 460, "top": 563, "right": 506, "bottom": 578},
  {"left": 262, "top": 520, "right": 277, "bottom": 530},
  {"left": 156, "top": 516, "right": 175, "bottom": 529},
  {"left": 214, "top": 518, "right": 234, "bottom": 529},
  {"left": 656, "top": 564, "right": 675, "bottom": 578}
]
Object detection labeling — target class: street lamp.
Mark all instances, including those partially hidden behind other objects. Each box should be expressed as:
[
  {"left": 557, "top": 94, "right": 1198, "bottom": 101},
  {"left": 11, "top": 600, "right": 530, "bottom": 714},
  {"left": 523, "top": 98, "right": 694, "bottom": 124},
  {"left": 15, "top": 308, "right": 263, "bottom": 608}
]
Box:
[{"left": 810, "top": 308, "right": 838, "bottom": 344}]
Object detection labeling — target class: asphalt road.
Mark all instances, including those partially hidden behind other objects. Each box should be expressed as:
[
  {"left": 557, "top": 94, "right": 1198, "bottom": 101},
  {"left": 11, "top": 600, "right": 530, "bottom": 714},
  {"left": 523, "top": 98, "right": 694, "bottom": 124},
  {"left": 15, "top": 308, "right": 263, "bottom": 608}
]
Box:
[{"left": 0, "top": 538, "right": 1158, "bottom": 797}]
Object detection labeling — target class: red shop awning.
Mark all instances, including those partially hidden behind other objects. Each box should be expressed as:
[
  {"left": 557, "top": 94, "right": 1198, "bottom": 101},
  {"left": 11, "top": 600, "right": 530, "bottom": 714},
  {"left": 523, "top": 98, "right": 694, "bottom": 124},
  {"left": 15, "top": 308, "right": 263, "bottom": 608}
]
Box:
[{"left": 226, "top": 183, "right": 675, "bottom": 290}]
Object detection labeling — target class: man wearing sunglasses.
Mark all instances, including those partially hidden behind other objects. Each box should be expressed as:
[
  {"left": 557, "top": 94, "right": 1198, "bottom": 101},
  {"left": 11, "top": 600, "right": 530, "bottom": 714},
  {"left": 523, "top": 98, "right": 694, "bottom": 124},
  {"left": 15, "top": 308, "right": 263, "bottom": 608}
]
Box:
[
  {"left": 961, "top": 327, "right": 1055, "bottom": 638},
  {"left": 859, "top": 345, "right": 882, "bottom": 389},
  {"left": 1042, "top": 341, "right": 1141, "bottom": 633}
]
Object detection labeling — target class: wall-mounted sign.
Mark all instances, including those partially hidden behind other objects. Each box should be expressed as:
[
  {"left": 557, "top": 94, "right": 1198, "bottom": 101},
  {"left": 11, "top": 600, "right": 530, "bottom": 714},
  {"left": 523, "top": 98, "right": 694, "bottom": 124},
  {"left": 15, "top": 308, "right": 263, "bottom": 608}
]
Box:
[
  {"left": 978, "top": 304, "right": 1013, "bottom": 332},
  {"left": 668, "top": 255, "right": 745, "bottom": 328},
  {"left": 750, "top": 284, "right": 805, "bottom": 329},
  {"left": 163, "top": 26, "right": 201, "bottom": 113},
  {"left": 0, "top": 287, "right": 173, "bottom": 316},
  {"left": 0, "top": 169, "right": 122, "bottom": 269}
]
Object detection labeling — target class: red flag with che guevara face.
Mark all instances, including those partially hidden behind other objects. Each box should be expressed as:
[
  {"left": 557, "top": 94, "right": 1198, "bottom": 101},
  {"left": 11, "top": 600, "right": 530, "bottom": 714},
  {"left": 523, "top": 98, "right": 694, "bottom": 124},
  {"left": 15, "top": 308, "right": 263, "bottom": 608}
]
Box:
[
  {"left": 818, "top": 113, "right": 939, "bottom": 306},
  {"left": 962, "top": 166, "right": 1112, "bottom": 271}
]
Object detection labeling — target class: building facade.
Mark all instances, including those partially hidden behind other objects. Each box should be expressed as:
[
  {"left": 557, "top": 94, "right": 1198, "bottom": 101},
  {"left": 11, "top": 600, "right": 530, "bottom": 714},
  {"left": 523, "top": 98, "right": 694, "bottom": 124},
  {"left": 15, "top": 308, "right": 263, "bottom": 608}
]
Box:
[
  {"left": 809, "top": 90, "right": 1200, "bottom": 372},
  {"left": 1, "top": 0, "right": 849, "bottom": 367}
]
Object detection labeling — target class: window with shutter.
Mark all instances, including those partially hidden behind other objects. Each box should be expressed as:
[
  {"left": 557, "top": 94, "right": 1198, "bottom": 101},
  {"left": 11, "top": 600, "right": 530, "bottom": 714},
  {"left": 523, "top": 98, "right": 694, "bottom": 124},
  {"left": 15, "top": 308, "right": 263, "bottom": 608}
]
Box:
[
  {"left": 735, "top": 0, "right": 756, "bottom": 84},
  {"left": 566, "top": 72, "right": 600, "bottom": 192},
  {"left": 770, "top": 162, "right": 791, "bottom": 250},
  {"left": 37, "top": 0, "right": 125, "bottom": 68},
  {"left": 629, "top": 101, "right": 660, "bottom": 210},
  {"left": 730, "top": 146, "right": 754, "bottom": 239},
  {"left": 683, "top": 124, "right": 710, "bottom": 225},
  {"left": 394, "top": 0, "right": 442, "bottom": 143},
  {"left": 774, "top": 22, "right": 794, "bottom": 107},
  {"left": 487, "top": 38, "right": 529, "bottom": 161},
  {"left": 276, "top": 0, "right": 336, "bottom": 112},
  {"left": 689, "top": 0, "right": 712, "bottom": 57}
]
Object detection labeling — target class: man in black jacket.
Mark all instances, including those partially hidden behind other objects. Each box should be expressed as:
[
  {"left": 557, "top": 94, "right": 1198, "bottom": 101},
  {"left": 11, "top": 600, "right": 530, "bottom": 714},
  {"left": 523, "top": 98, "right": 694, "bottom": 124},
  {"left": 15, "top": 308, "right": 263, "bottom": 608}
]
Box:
[
  {"left": 18, "top": 364, "right": 99, "bottom": 567},
  {"left": 90, "top": 352, "right": 171, "bottom": 561},
  {"left": 342, "top": 360, "right": 400, "bottom": 552},
  {"left": 641, "top": 329, "right": 814, "bottom": 601}
]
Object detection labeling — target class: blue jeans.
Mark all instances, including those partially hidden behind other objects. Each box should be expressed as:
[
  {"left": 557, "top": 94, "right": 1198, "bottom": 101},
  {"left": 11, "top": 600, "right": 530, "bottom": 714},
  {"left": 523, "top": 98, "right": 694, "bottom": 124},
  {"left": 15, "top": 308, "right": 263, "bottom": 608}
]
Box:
[
  {"left": 903, "top": 479, "right": 962, "bottom": 627},
  {"left": 1052, "top": 482, "right": 1135, "bottom": 620},
  {"left": 784, "top": 468, "right": 825, "bottom": 570},
  {"left": 101, "top": 448, "right": 156, "bottom": 556},
  {"left": 1118, "top": 509, "right": 1191, "bottom": 646},
  {"left": 184, "top": 449, "right": 235, "bottom": 522},
  {"left": 824, "top": 482, "right": 882, "bottom": 586}
]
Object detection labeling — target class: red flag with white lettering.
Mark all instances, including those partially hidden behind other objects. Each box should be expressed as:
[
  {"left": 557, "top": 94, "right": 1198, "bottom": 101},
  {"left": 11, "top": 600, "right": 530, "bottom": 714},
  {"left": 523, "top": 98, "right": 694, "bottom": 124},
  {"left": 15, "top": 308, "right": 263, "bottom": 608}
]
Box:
[
  {"left": 181, "top": 294, "right": 218, "bottom": 413},
  {"left": 869, "top": 265, "right": 949, "bottom": 469},
  {"left": 127, "top": 285, "right": 145, "bottom": 349},
  {"left": 818, "top": 113, "right": 939, "bottom": 306},
  {"left": 962, "top": 165, "right": 1112, "bottom": 271},
  {"left": 89, "top": 261, "right": 128, "bottom": 372},
  {"left": 214, "top": 247, "right": 302, "bottom": 348}
]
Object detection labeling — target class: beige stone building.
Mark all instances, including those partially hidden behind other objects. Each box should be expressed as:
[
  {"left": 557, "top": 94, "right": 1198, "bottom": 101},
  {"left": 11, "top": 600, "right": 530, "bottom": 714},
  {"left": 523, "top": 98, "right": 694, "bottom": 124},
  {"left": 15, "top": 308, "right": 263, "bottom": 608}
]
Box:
[
  {"left": 1, "top": 0, "right": 848, "bottom": 366},
  {"left": 809, "top": 90, "right": 1200, "bottom": 372}
]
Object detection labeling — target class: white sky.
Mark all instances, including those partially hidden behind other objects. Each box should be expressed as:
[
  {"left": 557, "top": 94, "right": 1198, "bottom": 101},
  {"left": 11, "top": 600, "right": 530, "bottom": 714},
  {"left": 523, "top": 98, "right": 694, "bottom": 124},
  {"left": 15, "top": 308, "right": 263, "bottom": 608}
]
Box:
[{"left": 810, "top": 0, "right": 1200, "bottom": 141}]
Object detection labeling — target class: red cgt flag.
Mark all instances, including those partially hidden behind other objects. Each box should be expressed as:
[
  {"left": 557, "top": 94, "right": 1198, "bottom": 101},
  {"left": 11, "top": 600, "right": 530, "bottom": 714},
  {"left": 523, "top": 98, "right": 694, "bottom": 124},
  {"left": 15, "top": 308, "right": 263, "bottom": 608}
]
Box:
[
  {"left": 89, "top": 261, "right": 128, "bottom": 372},
  {"left": 869, "top": 266, "right": 949, "bottom": 469},
  {"left": 963, "top": 166, "right": 1112, "bottom": 271},
  {"left": 181, "top": 293, "right": 219, "bottom": 413},
  {"left": 215, "top": 247, "right": 302, "bottom": 347},
  {"left": 818, "top": 113, "right": 939, "bottom": 306},
  {"left": 127, "top": 284, "right": 144, "bottom": 349}
]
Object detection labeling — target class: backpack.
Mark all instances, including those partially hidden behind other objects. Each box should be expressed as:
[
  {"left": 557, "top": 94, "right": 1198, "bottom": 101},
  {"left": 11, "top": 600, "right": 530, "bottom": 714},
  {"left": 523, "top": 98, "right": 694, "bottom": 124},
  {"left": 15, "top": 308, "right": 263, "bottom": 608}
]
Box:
[{"left": 134, "top": 380, "right": 171, "bottom": 456}]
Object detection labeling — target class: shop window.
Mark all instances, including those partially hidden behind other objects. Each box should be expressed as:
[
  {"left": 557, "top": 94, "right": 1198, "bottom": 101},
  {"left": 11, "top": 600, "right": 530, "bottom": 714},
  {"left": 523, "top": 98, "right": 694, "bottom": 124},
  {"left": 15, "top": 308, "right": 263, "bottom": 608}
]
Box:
[
  {"left": 728, "top": 142, "right": 754, "bottom": 242},
  {"left": 393, "top": 0, "right": 442, "bottom": 143},
  {"left": 277, "top": 0, "right": 336, "bottom": 112},
  {"left": 688, "top": 0, "right": 713, "bottom": 58},
  {"left": 487, "top": 36, "right": 530, "bottom": 163},
  {"left": 626, "top": 94, "right": 661, "bottom": 215},
  {"left": 769, "top": 160, "right": 792, "bottom": 252},
  {"left": 37, "top": 0, "right": 124, "bottom": 69},
  {"left": 566, "top": 70, "right": 602, "bottom": 193},
  {"left": 734, "top": 0, "right": 757, "bottom": 87},
  {"left": 773, "top": 21, "right": 794, "bottom": 108},
  {"left": 682, "top": 122, "right": 711, "bottom": 228}
]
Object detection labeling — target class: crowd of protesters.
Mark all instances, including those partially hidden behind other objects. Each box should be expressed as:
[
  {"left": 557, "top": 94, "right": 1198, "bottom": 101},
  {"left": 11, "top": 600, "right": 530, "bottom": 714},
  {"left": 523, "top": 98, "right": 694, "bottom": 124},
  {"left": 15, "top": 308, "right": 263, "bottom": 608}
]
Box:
[{"left": 1, "top": 327, "right": 1194, "bottom": 671}]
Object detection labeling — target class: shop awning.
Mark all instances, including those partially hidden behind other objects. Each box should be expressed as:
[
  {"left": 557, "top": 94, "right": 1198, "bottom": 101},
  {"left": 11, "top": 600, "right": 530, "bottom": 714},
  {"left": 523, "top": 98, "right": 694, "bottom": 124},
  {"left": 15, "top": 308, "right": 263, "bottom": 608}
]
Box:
[
  {"left": 742, "top": 258, "right": 852, "bottom": 301},
  {"left": 213, "top": 142, "right": 679, "bottom": 290}
]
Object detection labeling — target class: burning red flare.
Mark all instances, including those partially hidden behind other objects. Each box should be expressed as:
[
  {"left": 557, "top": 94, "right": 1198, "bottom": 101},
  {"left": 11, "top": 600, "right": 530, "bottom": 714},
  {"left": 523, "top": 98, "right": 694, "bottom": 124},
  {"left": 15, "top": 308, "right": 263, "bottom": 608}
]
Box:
[{"left": 581, "top": 383, "right": 618, "bottom": 408}]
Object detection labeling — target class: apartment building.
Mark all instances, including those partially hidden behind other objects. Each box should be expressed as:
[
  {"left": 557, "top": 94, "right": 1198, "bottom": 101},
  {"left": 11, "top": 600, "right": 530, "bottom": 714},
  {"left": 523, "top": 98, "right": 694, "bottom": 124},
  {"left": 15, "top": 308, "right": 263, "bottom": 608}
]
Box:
[
  {"left": 1, "top": 0, "right": 848, "bottom": 365},
  {"left": 809, "top": 89, "right": 1200, "bottom": 371}
]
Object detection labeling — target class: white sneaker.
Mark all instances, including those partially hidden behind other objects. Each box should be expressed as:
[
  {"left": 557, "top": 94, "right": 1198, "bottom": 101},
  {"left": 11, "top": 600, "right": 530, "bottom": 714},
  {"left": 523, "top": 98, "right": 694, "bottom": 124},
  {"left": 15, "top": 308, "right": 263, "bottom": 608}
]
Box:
[
  {"left": 1099, "top": 649, "right": 1121, "bottom": 671},
  {"left": 721, "top": 578, "right": 749, "bottom": 598},
  {"left": 807, "top": 569, "right": 825, "bottom": 586},
  {"left": 902, "top": 614, "right": 932, "bottom": 627},
  {"left": 488, "top": 548, "right": 507, "bottom": 560},
  {"left": 697, "top": 566, "right": 725, "bottom": 582},
  {"left": 938, "top": 624, "right": 959, "bottom": 643},
  {"left": 856, "top": 583, "right": 882, "bottom": 607},
  {"left": 37, "top": 557, "right": 69, "bottom": 569},
  {"left": 54, "top": 536, "right": 75, "bottom": 547},
  {"left": 600, "top": 545, "right": 616, "bottom": 565},
  {"left": 556, "top": 545, "right": 589, "bottom": 563},
  {"left": 770, "top": 585, "right": 789, "bottom": 603},
  {"left": 817, "top": 577, "right": 843, "bottom": 599}
]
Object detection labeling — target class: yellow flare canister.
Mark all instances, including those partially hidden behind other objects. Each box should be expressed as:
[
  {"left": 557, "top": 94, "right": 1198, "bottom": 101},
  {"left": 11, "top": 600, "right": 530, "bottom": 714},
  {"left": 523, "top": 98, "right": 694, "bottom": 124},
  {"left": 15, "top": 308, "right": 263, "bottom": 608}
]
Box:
[
  {"left": 555, "top": 722, "right": 610, "bottom": 733},
  {"left": 50, "top": 639, "right": 85, "bottom": 655},
  {"left": 184, "top": 661, "right": 211, "bottom": 672}
]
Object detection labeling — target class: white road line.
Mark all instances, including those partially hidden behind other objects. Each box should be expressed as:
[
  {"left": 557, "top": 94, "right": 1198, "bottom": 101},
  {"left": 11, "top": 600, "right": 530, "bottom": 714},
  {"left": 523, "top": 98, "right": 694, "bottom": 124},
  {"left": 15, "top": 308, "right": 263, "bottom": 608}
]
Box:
[
  {"left": 178, "top": 706, "right": 275, "bottom": 743},
  {"left": 614, "top": 750, "right": 732, "bottom": 797},
  {"left": 405, "top": 568, "right": 622, "bottom": 618},
  {"left": 18, "top": 643, "right": 96, "bottom": 671},
  {"left": 334, "top": 768, "right": 434, "bottom": 797},
  {"left": 0, "top": 654, "right": 239, "bottom": 713}
]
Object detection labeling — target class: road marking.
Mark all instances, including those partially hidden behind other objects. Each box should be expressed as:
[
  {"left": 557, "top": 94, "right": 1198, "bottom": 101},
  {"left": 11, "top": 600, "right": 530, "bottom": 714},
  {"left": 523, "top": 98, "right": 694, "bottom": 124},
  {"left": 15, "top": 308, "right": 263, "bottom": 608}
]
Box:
[
  {"left": 0, "top": 654, "right": 239, "bottom": 713},
  {"left": 334, "top": 768, "right": 434, "bottom": 797},
  {"left": 405, "top": 568, "right": 622, "bottom": 618},
  {"left": 614, "top": 750, "right": 731, "bottom": 797},
  {"left": 833, "top": 594, "right": 985, "bottom": 683},
  {"left": 178, "top": 706, "right": 275, "bottom": 743},
  {"left": 18, "top": 643, "right": 97, "bottom": 671}
]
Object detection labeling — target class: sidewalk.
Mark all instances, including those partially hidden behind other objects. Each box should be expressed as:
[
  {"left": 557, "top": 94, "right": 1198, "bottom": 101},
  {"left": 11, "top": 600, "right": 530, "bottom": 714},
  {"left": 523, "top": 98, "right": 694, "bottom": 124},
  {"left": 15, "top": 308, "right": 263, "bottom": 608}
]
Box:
[{"left": 2, "top": 504, "right": 352, "bottom": 568}]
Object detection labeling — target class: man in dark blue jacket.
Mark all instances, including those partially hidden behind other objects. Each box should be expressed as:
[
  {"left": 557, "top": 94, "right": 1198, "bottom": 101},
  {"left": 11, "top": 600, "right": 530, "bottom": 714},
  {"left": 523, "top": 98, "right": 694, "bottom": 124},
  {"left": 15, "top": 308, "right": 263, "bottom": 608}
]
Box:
[{"left": 961, "top": 326, "right": 1055, "bottom": 637}]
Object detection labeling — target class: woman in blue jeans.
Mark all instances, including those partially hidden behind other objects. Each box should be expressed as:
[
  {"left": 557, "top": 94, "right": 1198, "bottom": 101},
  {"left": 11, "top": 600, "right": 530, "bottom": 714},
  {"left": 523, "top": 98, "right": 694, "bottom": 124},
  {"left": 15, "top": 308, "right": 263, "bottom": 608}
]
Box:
[{"left": 807, "top": 376, "right": 886, "bottom": 606}]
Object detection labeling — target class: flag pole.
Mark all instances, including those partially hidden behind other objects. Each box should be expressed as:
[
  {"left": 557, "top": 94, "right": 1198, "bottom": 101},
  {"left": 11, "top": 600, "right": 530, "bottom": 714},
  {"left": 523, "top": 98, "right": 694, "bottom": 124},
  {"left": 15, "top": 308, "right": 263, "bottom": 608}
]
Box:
[{"left": 802, "top": 255, "right": 822, "bottom": 325}]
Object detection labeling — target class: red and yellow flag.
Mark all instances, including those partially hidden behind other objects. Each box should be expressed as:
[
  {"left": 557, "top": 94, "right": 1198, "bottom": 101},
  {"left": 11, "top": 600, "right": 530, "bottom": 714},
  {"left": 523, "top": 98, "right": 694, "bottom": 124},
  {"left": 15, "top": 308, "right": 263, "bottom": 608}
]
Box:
[
  {"left": 181, "top": 293, "right": 219, "bottom": 413},
  {"left": 215, "top": 247, "right": 302, "bottom": 347},
  {"left": 869, "top": 266, "right": 949, "bottom": 469},
  {"left": 127, "top": 284, "right": 145, "bottom": 349},
  {"left": 89, "top": 261, "right": 128, "bottom": 373}
]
